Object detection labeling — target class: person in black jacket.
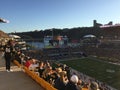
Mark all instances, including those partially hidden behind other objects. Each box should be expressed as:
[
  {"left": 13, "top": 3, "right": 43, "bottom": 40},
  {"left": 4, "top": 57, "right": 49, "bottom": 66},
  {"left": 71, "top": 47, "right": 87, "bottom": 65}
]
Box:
[
  {"left": 65, "top": 75, "right": 81, "bottom": 90},
  {"left": 54, "top": 71, "right": 68, "bottom": 90},
  {"left": 4, "top": 40, "right": 13, "bottom": 72}
]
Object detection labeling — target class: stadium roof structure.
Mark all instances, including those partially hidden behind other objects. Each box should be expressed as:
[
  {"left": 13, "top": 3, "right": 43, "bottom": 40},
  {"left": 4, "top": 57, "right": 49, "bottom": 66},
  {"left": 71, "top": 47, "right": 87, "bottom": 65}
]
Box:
[
  {"left": 9, "top": 35, "right": 21, "bottom": 39},
  {"left": 0, "top": 17, "right": 9, "bottom": 38},
  {"left": 0, "top": 18, "right": 9, "bottom": 23},
  {"left": 83, "top": 34, "right": 96, "bottom": 38}
]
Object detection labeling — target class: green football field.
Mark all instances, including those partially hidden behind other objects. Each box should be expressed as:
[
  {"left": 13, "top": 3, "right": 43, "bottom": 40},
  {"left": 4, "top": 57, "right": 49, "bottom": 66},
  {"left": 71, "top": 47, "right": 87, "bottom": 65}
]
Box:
[{"left": 59, "top": 57, "right": 120, "bottom": 90}]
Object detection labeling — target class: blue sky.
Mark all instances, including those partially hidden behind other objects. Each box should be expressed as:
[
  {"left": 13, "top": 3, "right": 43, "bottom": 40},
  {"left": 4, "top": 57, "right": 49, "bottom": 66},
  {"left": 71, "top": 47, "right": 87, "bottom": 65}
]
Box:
[{"left": 0, "top": 0, "right": 120, "bottom": 33}]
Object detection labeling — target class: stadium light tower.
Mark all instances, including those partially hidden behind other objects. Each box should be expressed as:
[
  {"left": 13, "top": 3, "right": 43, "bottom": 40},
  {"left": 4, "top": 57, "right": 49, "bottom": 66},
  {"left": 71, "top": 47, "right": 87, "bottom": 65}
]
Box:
[
  {"left": 52, "top": 29, "right": 54, "bottom": 39},
  {"left": 0, "top": 18, "right": 9, "bottom": 23}
]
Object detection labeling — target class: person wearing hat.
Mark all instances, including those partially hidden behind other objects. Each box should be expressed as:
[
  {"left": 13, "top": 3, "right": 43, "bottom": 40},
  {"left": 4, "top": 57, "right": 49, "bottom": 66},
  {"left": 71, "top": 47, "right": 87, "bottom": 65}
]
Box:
[{"left": 65, "top": 75, "right": 81, "bottom": 90}]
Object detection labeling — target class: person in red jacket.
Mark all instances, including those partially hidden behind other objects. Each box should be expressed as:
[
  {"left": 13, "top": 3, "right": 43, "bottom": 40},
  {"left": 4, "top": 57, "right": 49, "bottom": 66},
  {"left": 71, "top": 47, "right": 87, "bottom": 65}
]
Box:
[{"left": 25, "top": 57, "right": 32, "bottom": 68}]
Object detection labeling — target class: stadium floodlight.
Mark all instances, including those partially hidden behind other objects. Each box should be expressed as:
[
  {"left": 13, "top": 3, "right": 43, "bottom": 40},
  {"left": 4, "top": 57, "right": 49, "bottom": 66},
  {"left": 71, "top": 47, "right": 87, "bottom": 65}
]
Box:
[{"left": 0, "top": 18, "right": 9, "bottom": 23}]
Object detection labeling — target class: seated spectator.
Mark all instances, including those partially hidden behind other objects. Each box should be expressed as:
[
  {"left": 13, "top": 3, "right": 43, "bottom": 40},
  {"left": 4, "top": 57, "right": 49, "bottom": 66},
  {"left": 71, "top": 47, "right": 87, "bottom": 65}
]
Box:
[
  {"left": 54, "top": 71, "right": 68, "bottom": 90},
  {"left": 64, "top": 66, "right": 71, "bottom": 80},
  {"left": 42, "top": 66, "right": 54, "bottom": 82},
  {"left": 43, "top": 61, "right": 51, "bottom": 68},
  {"left": 24, "top": 58, "right": 32, "bottom": 68},
  {"left": 88, "top": 81, "right": 100, "bottom": 90},
  {"left": 14, "top": 50, "right": 22, "bottom": 64},
  {"left": 28, "top": 59, "right": 39, "bottom": 71},
  {"left": 56, "top": 67, "right": 62, "bottom": 76},
  {"left": 38, "top": 61, "right": 45, "bottom": 77},
  {"left": 48, "top": 67, "right": 63, "bottom": 86},
  {"left": 65, "top": 75, "right": 81, "bottom": 90}
]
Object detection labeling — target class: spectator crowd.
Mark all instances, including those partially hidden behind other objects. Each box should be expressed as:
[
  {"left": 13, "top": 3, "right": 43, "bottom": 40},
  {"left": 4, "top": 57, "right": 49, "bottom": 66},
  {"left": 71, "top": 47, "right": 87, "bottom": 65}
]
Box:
[{"left": 0, "top": 39, "right": 116, "bottom": 90}]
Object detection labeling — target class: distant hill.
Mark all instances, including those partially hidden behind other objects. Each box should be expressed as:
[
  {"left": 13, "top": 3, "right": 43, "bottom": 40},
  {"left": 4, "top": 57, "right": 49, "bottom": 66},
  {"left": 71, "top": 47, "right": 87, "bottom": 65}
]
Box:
[{"left": 12, "top": 26, "right": 120, "bottom": 41}]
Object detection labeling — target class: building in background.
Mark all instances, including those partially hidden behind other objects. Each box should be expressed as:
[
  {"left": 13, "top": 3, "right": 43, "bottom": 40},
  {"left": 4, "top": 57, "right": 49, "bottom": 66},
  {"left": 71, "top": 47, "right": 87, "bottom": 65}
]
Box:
[{"left": 44, "top": 35, "right": 68, "bottom": 48}]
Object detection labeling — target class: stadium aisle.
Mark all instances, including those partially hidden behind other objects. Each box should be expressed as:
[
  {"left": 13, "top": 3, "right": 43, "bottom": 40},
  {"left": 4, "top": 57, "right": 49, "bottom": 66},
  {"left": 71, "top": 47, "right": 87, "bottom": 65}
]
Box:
[{"left": 0, "top": 52, "right": 44, "bottom": 90}]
